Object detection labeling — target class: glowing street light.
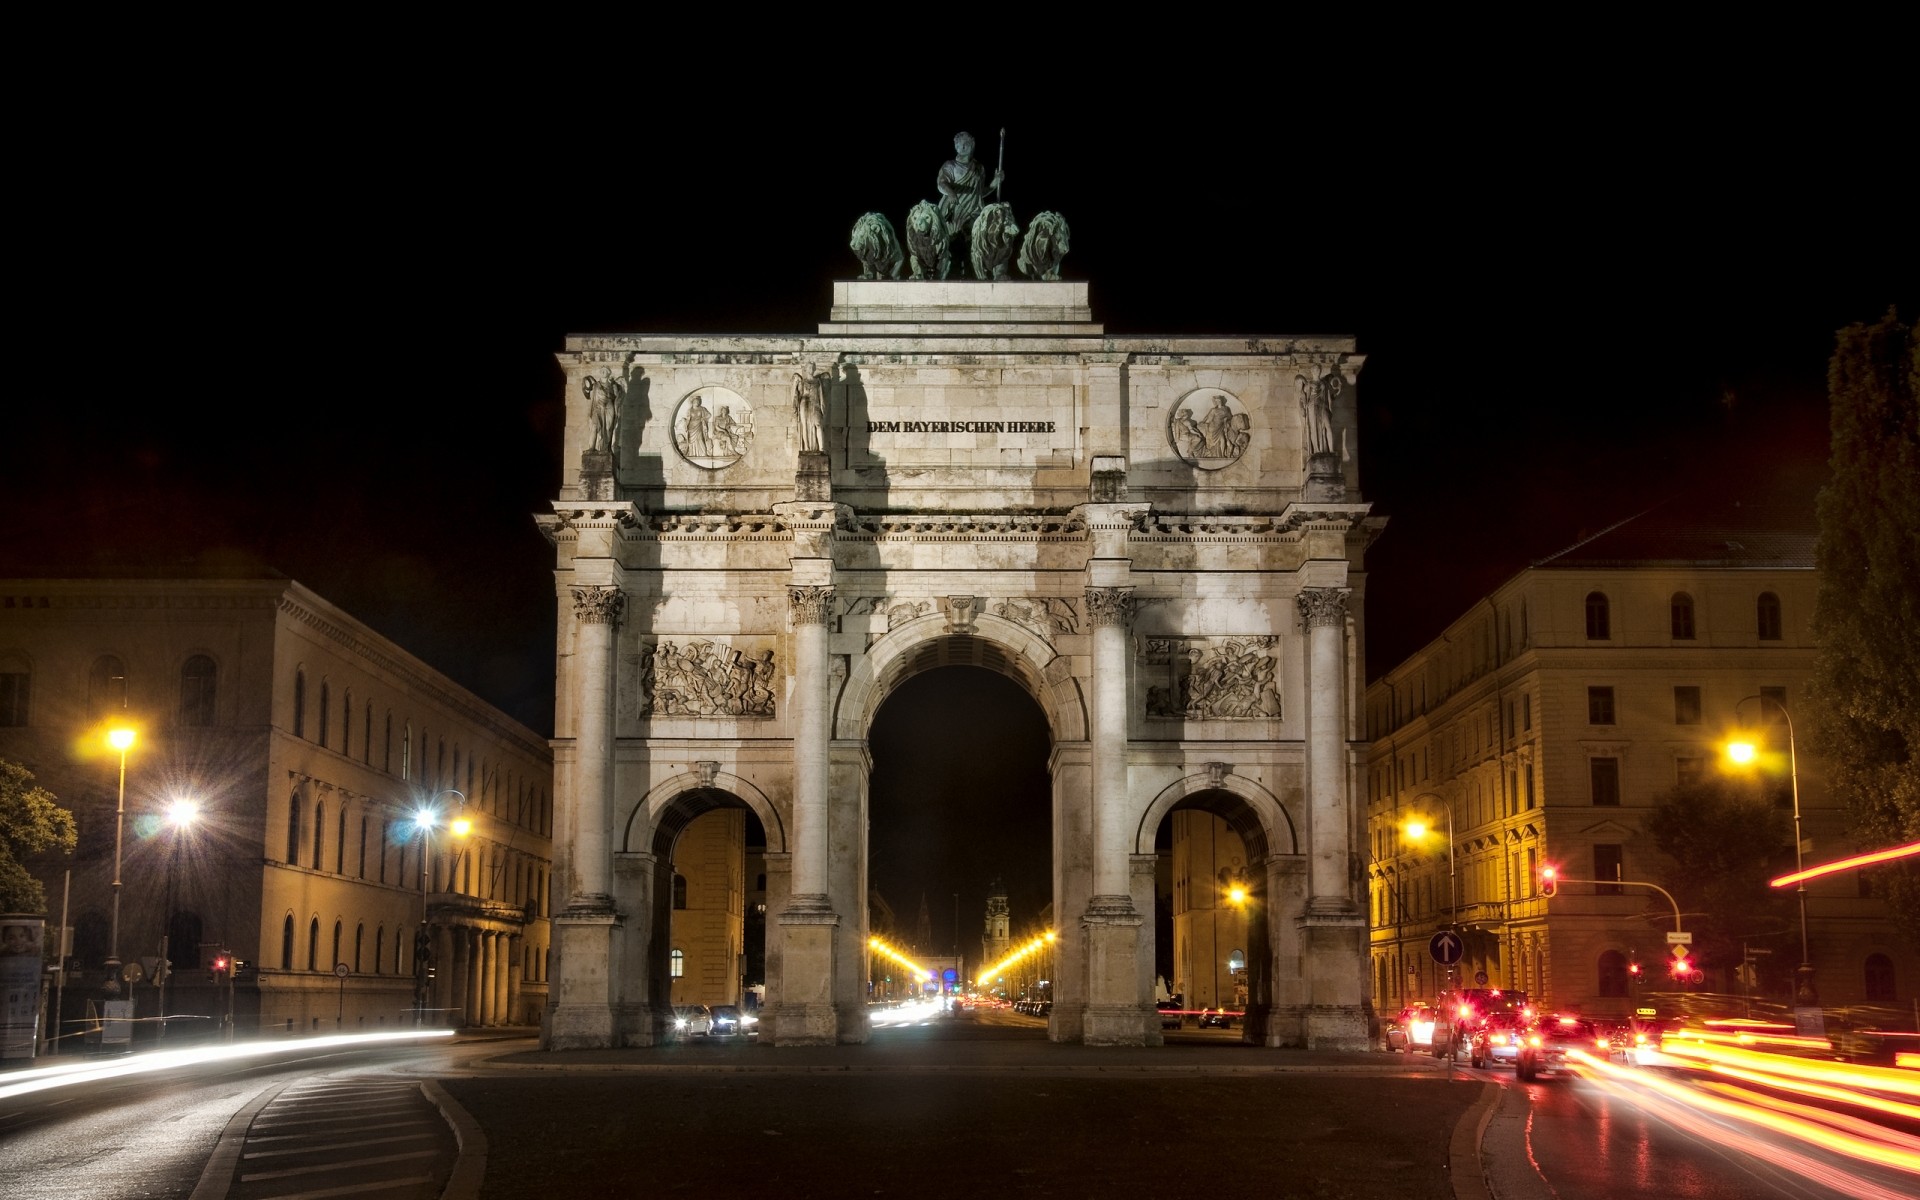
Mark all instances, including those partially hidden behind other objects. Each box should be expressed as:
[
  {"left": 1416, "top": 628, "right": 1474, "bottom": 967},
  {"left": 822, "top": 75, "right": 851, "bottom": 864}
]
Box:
[
  {"left": 1725, "top": 695, "right": 1815, "bottom": 1010},
  {"left": 104, "top": 725, "right": 137, "bottom": 989},
  {"left": 410, "top": 791, "right": 468, "bottom": 1025},
  {"left": 157, "top": 797, "right": 199, "bottom": 1041},
  {"left": 1405, "top": 792, "right": 1458, "bottom": 991}
]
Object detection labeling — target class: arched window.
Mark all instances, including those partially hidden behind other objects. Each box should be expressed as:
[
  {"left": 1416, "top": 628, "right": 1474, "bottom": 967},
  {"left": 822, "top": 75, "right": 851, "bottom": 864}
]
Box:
[
  {"left": 395, "top": 926, "right": 406, "bottom": 974},
  {"left": 354, "top": 923, "right": 364, "bottom": 973},
  {"left": 180, "top": 655, "right": 217, "bottom": 726},
  {"left": 293, "top": 669, "right": 306, "bottom": 737},
  {"left": 313, "top": 801, "right": 326, "bottom": 870},
  {"left": 402, "top": 721, "right": 412, "bottom": 779},
  {"left": 318, "top": 681, "right": 331, "bottom": 748},
  {"left": 673, "top": 874, "right": 688, "bottom": 909},
  {"left": 1585, "top": 592, "right": 1611, "bottom": 640},
  {"left": 341, "top": 689, "right": 353, "bottom": 758},
  {"left": 331, "top": 920, "right": 342, "bottom": 972},
  {"left": 0, "top": 653, "right": 29, "bottom": 727},
  {"left": 89, "top": 655, "right": 128, "bottom": 719},
  {"left": 1865, "top": 953, "right": 1896, "bottom": 1001},
  {"left": 1228, "top": 950, "right": 1247, "bottom": 974},
  {"left": 375, "top": 927, "right": 385, "bottom": 974},
  {"left": 308, "top": 917, "right": 320, "bottom": 971},
  {"left": 358, "top": 817, "right": 368, "bottom": 878},
  {"left": 670, "top": 948, "right": 685, "bottom": 977},
  {"left": 1670, "top": 593, "right": 1695, "bottom": 640},
  {"left": 287, "top": 791, "right": 303, "bottom": 864},
  {"left": 281, "top": 915, "right": 295, "bottom": 969},
  {"left": 1598, "top": 950, "right": 1629, "bottom": 997},
  {"left": 364, "top": 703, "right": 374, "bottom": 765},
  {"left": 336, "top": 807, "right": 347, "bottom": 874},
  {"left": 1757, "top": 592, "right": 1783, "bottom": 640},
  {"left": 384, "top": 713, "right": 393, "bottom": 773}
]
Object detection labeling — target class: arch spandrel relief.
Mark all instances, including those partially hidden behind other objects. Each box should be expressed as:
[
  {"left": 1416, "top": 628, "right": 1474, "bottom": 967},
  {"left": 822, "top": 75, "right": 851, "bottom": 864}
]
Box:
[
  {"left": 639, "top": 638, "right": 778, "bottom": 718},
  {"left": 672, "top": 386, "right": 753, "bottom": 470},
  {"left": 1140, "top": 635, "right": 1283, "bottom": 720},
  {"left": 1168, "top": 387, "right": 1251, "bottom": 470}
]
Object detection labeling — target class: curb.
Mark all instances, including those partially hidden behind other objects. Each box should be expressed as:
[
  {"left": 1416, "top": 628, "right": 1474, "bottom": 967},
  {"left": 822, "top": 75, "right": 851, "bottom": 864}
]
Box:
[
  {"left": 189, "top": 1080, "right": 286, "bottom": 1200},
  {"left": 1449, "top": 1081, "right": 1501, "bottom": 1200},
  {"left": 424, "top": 1078, "right": 489, "bottom": 1200}
]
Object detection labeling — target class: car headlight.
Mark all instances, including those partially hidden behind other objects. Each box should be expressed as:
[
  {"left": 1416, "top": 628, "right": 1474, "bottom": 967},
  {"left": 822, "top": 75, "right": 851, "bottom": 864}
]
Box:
[{"left": 674, "top": 1019, "right": 688, "bottom": 1030}]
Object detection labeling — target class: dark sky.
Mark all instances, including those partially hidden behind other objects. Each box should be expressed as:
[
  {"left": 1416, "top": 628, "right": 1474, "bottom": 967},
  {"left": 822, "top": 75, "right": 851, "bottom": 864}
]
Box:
[{"left": 7, "top": 84, "right": 1912, "bottom": 950}]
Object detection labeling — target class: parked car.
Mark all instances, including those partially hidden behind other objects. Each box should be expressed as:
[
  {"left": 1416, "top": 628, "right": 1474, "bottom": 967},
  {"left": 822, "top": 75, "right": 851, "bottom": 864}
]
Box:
[{"left": 672, "top": 1005, "right": 712, "bottom": 1037}]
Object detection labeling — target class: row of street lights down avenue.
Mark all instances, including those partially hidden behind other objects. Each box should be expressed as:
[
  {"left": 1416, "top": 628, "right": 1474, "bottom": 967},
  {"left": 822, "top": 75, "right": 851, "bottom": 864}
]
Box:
[{"left": 1395, "top": 693, "right": 1817, "bottom": 1023}]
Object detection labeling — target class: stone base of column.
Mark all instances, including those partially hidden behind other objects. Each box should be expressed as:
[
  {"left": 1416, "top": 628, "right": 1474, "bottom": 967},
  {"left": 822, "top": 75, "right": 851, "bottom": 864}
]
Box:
[
  {"left": 543, "top": 910, "right": 621, "bottom": 1051},
  {"left": 1297, "top": 914, "right": 1369, "bottom": 1050},
  {"left": 772, "top": 901, "right": 839, "bottom": 1046},
  {"left": 1302, "top": 450, "right": 1345, "bottom": 501},
  {"left": 1081, "top": 895, "right": 1145, "bottom": 1046}
]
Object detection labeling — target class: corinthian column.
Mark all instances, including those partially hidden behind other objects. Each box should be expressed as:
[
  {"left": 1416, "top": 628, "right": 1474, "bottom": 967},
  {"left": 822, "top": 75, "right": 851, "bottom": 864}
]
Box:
[
  {"left": 1297, "top": 587, "right": 1353, "bottom": 912},
  {"left": 1084, "top": 586, "right": 1135, "bottom": 904},
  {"left": 787, "top": 584, "right": 835, "bottom": 908},
  {"left": 568, "top": 584, "right": 623, "bottom": 912}
]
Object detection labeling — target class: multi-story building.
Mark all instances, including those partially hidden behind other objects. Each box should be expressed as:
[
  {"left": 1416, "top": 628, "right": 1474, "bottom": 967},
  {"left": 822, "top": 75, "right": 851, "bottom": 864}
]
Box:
[
  {"left": 1364, "top": 497, "right": 1916, "bottom": 1022},
  {"left": 666, "top": 808, "right": 746, "bottom": 1009},
  {"left": 0, "top": 576, "right": 554, "bottom": 1044}
]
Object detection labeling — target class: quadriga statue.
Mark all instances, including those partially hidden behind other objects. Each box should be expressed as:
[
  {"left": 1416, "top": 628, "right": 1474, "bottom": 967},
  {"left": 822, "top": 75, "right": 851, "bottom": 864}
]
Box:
[
  {"left": 905, "top": 200, "right": 950, "bottom": 280},
  {"left": 849, "top": 212, "right": 904, "bottom": 280},
  {"left": 1018, "top": 211, "right": 1070, "bottom": 280},
  {"left": 969, "top": 203, "right": 1020, "bottom": 281}
]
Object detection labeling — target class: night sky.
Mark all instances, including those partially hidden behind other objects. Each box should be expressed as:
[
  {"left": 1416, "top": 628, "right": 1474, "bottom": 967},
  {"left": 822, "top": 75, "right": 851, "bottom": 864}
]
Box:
[{"left": 8, "top": 88, "right": 1911, "bottom": 952}]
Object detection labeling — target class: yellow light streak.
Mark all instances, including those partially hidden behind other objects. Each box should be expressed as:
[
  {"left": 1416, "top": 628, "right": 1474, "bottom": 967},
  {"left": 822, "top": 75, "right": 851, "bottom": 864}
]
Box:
[
  {"left": 1699, "top": 1061, "right": 1920, "bottom": 1124},
  {"left": 1657, "top": 1038, "right": 1920, "bottom": 1098},
  {"left": 1696, "top": 1080, "right": 1920, "bottom": 1153},
  {"left": 1771, "top": 841, "right": 1920, "bottom": 888},
  {"left": 976, "top": 930, "right": 1056, "bottom": 986},
  {"left": 868, "top": 937, "right": 930, "bottom": 981}
]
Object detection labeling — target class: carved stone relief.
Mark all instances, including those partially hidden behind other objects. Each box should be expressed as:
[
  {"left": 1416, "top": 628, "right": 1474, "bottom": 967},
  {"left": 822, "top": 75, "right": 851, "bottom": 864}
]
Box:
[
  {"left": 991, "top": 597, "right": 1079, "bottom": 639},
  {"left": 1141, "top": 636, "right": 1282, "bottom": 720},
  {"left": 672, "top": 386, "right": 753, "bottom": 470},
  {"left": 640, "top": 639, "right": 776, "bottom": 718},
  {"left": 1168, "top": 388, "right": 1251, "bottom": 470}
]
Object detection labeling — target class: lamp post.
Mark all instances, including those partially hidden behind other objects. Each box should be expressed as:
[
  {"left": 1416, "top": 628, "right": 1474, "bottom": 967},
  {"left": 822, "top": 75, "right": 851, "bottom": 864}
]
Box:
[
  {"left": 411, "top": 791, "right": 467, "bottom": 1026},
  {"left": 103, "top": 726, "right": 136, "bottom": 994},
  {"left": 1404, "top": 792, "right": 1457, "bottom": 988},
  {"left": 156, "top": 797, "right": 198, "bottom": 1042},
  {"left": 1727, "top": 695, "right": 1815, "bottom": 1011}
]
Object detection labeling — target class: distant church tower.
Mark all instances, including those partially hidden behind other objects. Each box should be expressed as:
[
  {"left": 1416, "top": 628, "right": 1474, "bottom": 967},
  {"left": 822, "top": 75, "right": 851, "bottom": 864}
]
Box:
[
  {"left": 912, "top": 893, "right": 935, "bottom": 955},
  {"left": 982, "top": 878, "right": 1012, "bottom": 966}
]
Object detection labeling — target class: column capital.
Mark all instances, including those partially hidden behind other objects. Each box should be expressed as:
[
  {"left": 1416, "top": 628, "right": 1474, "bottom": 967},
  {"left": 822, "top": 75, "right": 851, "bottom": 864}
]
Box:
[
  {"left": 787, "top": 584, "right": 836, "bottom": 626},
  {"left": 571, "top": 585, "right": 626, "bottom": 626},
  {"left": 1084, "top": 586, "right": 1136, "bottom": 629},
  {"left": 1296, "top": 587, "right": 1350, "bottom": 629}
]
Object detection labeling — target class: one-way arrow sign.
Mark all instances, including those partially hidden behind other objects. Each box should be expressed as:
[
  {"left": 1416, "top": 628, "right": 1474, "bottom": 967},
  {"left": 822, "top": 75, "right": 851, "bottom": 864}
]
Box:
[{"left": 1429, "top": 930, "right": 1464, "bottom": 965}]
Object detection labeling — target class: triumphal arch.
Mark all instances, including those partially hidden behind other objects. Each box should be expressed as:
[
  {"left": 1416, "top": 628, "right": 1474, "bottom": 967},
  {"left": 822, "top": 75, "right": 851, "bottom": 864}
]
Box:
[{"left": 539, "top": 266, "right": 1380, "bottom": 1049}]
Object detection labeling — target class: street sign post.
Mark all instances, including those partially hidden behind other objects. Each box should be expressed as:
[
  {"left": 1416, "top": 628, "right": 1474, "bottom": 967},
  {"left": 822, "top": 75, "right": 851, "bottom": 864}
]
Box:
[
  {"left": 1429, "top": 930, "right": 1464, "bottom": 965},
  {"left": 1665, "top": 931, "right": 1693, "bottom": 945}
]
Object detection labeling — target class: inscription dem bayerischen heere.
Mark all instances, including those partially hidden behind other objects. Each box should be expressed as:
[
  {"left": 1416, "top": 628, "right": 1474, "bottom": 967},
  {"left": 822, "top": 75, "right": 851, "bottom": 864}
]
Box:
[{"left": 867, "top": 420, "right": 1057, "bottom": 434}]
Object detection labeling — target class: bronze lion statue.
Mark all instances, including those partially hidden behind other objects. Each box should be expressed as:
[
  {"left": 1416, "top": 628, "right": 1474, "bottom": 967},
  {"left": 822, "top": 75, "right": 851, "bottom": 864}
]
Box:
[
  {"left": 905, "top": 200, "right": 950, "bottom": 280},
  {"left": 849, "top": 212, "right": 904, "bottom": 280},
  {"left": 1018, "top": 211, "right": 1070, "bottom": 281},
  {"left": 968, "top": 203, "right": 1020, "bottom": 281}
]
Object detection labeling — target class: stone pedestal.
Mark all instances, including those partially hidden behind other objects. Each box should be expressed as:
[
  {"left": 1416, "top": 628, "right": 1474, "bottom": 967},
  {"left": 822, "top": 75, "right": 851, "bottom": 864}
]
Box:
[
  {"left": 580, "top": 450, "right": 613, "bottom": 500},
  {"left": 795, "top": 450, "right": 830, "bottom": 501},
  {"left": 772, "top": 905, "right": 839, "bottom": 1045},
  {"left": 1303, "top": 450, "right": 1344, "bottom": 501},
  {"left": 1081, "top": 896, "right": 1145, "bottom": 1046},
  {"left": 545, "top": 910, "right": 621, "bottom": 1050},
  {"left": 1298, "top": 915, "right": 1369, "bottom": 1050}
]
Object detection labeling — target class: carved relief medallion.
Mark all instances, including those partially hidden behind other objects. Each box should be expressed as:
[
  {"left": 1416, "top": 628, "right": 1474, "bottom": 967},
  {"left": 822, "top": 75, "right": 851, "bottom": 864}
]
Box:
[
  {"left": 1168, "top": 388, "right": 1251, "bottom": 470},
  {"left": 1141, "top": 636, "right": 1282, "bottom": 720},
  {"left": 640, "top": 639, "right": 776, "bottom": 719},
  {"left": 673, "top": 386, "right": 753, "bottom": 470}
]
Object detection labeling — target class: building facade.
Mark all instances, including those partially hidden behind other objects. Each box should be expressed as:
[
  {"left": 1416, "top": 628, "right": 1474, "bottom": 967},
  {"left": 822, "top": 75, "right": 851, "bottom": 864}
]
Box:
[
  {"left": 1364, "top": 500, "right": 1917, "bottom": 1022},
  {"left": 0, "top": 577, "right": 554, "bottom": 1043},
  {"left": 542, "top": 280, "right": 1382, "bottom": 1049}
]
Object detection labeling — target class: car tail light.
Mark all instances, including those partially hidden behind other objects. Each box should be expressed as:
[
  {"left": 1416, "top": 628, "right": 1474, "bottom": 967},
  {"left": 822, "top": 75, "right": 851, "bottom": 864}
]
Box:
[
  {"left": 1491, "top": 1033, "right": 1508, "bottom": 1045},
  {"left": 1527, "top": 1034, "right": 1543, "bottom": 1047}
]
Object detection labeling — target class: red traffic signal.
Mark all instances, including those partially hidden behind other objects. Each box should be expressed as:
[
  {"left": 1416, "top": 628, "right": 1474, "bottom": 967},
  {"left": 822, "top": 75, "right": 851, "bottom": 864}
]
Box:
[
  {"left": 1669, "top": 950, "right": 1691, "bottom": 978},
  {"left": 1539, "top": 867, "right": 1558, "bottom": 898}
]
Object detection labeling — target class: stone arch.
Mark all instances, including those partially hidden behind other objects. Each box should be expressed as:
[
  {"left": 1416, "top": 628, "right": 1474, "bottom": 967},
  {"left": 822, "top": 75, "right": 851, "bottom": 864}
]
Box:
[
  {"left": 1133, "top": 770, "right": 1298, "bottom": 860},
  {"left": 621, "top": 769, "right": 786, "bottom": 856},
  {"left": 835, "top": 610, "right": 1085, "bottom": 742}
]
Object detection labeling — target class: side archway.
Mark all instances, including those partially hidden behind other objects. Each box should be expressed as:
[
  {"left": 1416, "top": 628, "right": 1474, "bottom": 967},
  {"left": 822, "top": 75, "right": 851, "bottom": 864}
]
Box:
[
  {"left": 1134, "top": 770, "right": 1298, "bottom": 860},
  {"left": 835, "top": 611, "right": 1086, "bottom": 743},
  {"left": 621, "top": 770, "right": 786, "bottom": 857}
]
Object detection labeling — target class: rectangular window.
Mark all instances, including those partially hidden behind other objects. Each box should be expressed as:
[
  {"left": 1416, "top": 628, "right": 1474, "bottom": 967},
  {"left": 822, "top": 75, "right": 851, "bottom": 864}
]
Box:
[
  {"left": 1524, "top": 766, "right": 1536, "bottom": 809},
  {"left": 1506, "top": 701, "right": 1515, "bottom": 741},
  {"left": 1523, "top": 694, "right": 1532, "bottom": 731},
  {"left": 1588, "top": 686, "right": 1616, "bottom": 725},
  {"left": 1590, "top": 757, "right": 1621, "bottom": 806},
  {"left": 1526, "top": 847, "right": 1538, "bottom": 897},
  {"left": 1673, "top": 686, "right": 1701, "bottom": 725},
  {"left": 1594, "top": 844, "right": 1624, "bottom": 894},
  {"left": 0, "top": 672, "right": 27, "bottom": 727},
  {"left": 1675, "top": 757, "right": 1704, "bottom": 787}
]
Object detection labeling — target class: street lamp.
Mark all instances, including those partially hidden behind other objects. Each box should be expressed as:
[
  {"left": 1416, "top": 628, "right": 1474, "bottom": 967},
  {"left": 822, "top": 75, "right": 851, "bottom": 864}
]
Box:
[
  {"left": 103, "top": 725, "right": 137, "bottom": 992},
  {"left": 410, "top": 791, "right": 467, "bottom": 1025},
  {"left": 157, "top": 797, "right": 198, "bottom": 1042},
  {"left": 1404, "top": 792, "right": 1457, "bottom": 987},
  {"left": 1726, "top": 695, "right": 1814, "bottom": 1010}
]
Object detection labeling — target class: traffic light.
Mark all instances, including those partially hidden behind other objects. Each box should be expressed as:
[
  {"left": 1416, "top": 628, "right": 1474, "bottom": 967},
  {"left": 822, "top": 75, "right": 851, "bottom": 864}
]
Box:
[
  {"left": 1539, "top": 866, "right": 1558, "bottom": 897},
  {"left": 1669, "top": 949, "right": 1691, "bottom": 980},
  {"left": 210, "top": 952, "right": 231, "bottom": 982},
  {"left": 1628, "top": 959, "right": 1642, "bottom": 978}
]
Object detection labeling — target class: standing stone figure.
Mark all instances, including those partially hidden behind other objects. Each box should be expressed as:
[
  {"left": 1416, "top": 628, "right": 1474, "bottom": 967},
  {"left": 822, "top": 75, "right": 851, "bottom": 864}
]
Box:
[
  {"left": 1297, "top": 373, "right": 1337, "bottom": 457},
  {"left": 937, "top": 131, "right": 1003, "bottom": 277},
  {"left": 584, "top": 367, "right": 624, "bottom": 454},
  {"left": 793, "top": 369, "right": 827, "bottom": 453}
]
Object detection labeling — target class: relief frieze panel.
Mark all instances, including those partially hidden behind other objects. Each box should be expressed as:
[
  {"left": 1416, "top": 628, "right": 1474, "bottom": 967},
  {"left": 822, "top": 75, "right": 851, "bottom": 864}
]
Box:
[
  {"left": 991, "top": 597, "right": 1079, "bottom": 640},
  {"left": 640, "top": 638, "right": 777, "bottom": 718},
  {"left": 1140, "top": 635, "right": 1282, "bottom": 720}
]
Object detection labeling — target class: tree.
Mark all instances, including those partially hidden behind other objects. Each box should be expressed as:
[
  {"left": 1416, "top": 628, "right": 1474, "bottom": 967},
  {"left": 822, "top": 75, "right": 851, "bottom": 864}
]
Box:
[
  {"left": 1646, "top": 777, "right": 1795, "bottom": 986},
  {"left": 0, "top": 757, "right": 77, "bottom": 913},
  {"left": 1809, "top": 309, "right": 1920, "bottom": 940}
]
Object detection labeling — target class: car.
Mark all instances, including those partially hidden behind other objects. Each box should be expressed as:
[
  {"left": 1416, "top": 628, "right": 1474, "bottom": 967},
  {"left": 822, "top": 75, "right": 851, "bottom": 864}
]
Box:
[
  {"left": 671, "top": 1004, "right": 712, "bottom": 1037},
  {"left": 1517, "top": 1014, "right": 1604, "bottom": 1080},
  {"left": 1158, "top": 999, "right": 1184, "bottom": 1029},
  {"left": 1197, "top": 1007, "right": 1236, "bottom": 1028},
  {"left": 1467, "top": 1012, "right": 1529, "bottom": 1069},
  {"left": 1386, "top": 1004, "right": 1441, "bottom": 1053},
  {"left": 709, "top": 1004, "right": 750, "bottom": 1036}
]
